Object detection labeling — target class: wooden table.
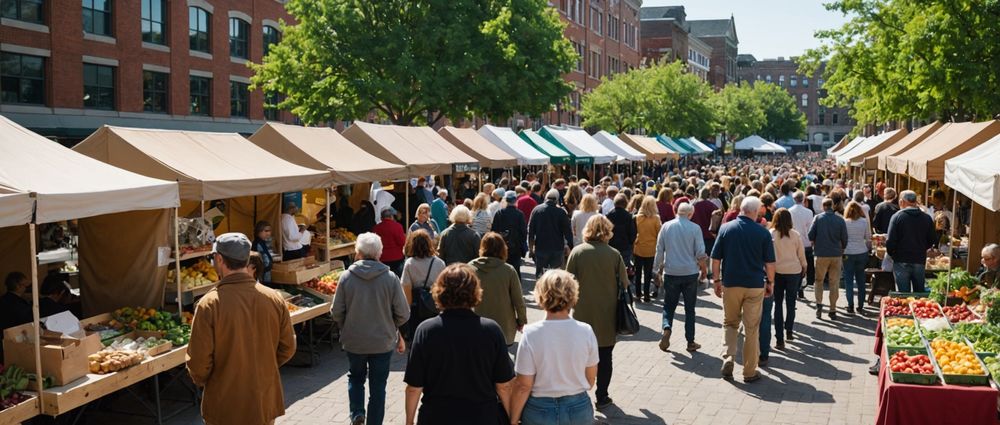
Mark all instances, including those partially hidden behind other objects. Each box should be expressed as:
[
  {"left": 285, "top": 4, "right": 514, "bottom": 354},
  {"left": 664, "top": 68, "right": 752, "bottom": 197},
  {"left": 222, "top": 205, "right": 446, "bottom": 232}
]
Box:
[
  {"left": 0, "top": 395, "right": 39, "bottom": 425},
  {"left": 290, "top": 301, "right": 331, "bottom": 326}
]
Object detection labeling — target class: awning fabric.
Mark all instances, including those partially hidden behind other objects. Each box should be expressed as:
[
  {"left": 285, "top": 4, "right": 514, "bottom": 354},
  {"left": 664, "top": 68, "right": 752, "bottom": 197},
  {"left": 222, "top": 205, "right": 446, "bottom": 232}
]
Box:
[
  {"left": 74, "top": 126, "right": 332, "bottom": 201},
  {"left": 734, "top": 135, "right": 771, "bottom": 150},
  {"left": 945, "top": 133, "right": 1000, "bottom": 211},
  {"left": 519, "top": 130, "right": 573, "bottom": 165},
  {"left": 341, "top": 122, "right": 478, "bottom": 177},
  {"left": 684, "top": 137, "right": 714, "bottom": 153},
  {"left": 0, "top": 192, "right": 32, "bottom": 228},
  {"left": 618, "top": 133, "right": 677, "bottom": 161},
  {"left": 864, "top": 122, "right": 943, "bottom": 171},
  {"left": 656, "top": 136, "right": 696, "bottom": 155},
  {"left": 829, "top": 135, "right": 852, "bottom": 152},
  {"left": 836, "top": 129, "right": 907, "bottom": 166},
  {"left": 248, "top": 123, "right": 408, "bottom": 184},
  {"left": 477, "top": 125, "right": 550, "bottom": 166},
  {"left": 539, "top": 126, "right": 617, "bottom": 165},
  {"left": 0, "top": 117, "right": 179, "bottom": 224},
  {"left": 828, "top": 136, "right": 866, "bottom": 156},
  {"left": 592, "top": 131, "right": 646, "bottom": 162},
  {"left": 438, "top": 126, "right": 518, "bottom": 168},
  {"left": 887, "top": 120, "right": 1000, "bottom": 182}
]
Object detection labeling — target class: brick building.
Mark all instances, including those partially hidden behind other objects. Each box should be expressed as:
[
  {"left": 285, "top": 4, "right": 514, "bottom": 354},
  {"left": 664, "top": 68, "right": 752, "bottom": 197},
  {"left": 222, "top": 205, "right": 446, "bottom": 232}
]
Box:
[
  {"left": 639, "top": 5, "right": 738, "bottom": 89},
  {"left": 1, "top": 0, "right": 294, "bottom": 142},
  {"left": 736, "top": 55, "right": 855, "bottom": 147}
]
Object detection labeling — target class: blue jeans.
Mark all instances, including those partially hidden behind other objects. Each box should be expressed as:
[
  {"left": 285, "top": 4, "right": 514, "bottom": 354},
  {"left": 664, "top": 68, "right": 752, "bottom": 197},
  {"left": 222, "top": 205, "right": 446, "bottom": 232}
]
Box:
[
  {"left": 347, "top": 351, "right": 392, "bottom": 424},
  {"left": 893, "top": 262, "right": 926, "bottom": 292},
  {"left": 661, "top": 273, "right": 699, "bottom": 343},
  {"left": 773, "top": 273, "right": 800, "bottom": 338},
  {"left": 759, "top": 295, "right": 773, "bottom": 358},
  {"left": 843, "top": 253, "right": 868, "bottom": 307},
  {"left": 535, "top": 249, "right": 564, "bottom": 278},
  {"left": 521, "top": 392, "right": 594, "bottom": 425}
]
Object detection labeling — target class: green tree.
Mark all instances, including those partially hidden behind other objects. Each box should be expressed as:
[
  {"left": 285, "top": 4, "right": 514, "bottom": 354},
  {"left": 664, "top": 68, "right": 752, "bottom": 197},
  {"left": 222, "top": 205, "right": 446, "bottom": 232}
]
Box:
[
  {"left": 580, "top": 70, "right": 645, "bottom": 133},
  {"left": 752, "top": 83, "right": 807, "bottom": 141},
  {"left": 800, "top": 0, "right": 1000, "bottom": 129},
  {"left": 644, "top": 62, "right": 717, "bottom": 138},
  {"left": 251, "top": 0, "right": 575, "bottom": 126},
  {"left": 711, "top": 83, "right": 765, "bottom": 145}
]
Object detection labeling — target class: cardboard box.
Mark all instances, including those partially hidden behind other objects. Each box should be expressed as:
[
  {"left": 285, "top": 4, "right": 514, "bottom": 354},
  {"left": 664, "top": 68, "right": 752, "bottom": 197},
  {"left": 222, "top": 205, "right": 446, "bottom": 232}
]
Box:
[
  {"left": 3, "top": 323, "right": 101, "bottom": 386},
  {"left": 272, "top": 262, "right": 330, "bottom": 285},
  {"left": 272, "top": 257, "right": 316, "bottom": 273}
]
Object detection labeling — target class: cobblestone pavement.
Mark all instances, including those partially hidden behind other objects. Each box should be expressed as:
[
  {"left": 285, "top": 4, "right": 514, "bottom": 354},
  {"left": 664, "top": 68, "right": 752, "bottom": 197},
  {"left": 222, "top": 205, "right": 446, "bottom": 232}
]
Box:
[{"left": 156, "top": 263, "right": 878, "bottom": 425}]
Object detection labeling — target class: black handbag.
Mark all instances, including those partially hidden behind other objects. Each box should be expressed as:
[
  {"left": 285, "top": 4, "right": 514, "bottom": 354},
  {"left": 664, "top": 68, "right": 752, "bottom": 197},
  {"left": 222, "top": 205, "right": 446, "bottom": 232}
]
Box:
[
  {"left": 405, "top": 263, "right": 440, "bottom": 339},
  {"left": 615, "top": 267, "right": 640, "bottom": 336}
]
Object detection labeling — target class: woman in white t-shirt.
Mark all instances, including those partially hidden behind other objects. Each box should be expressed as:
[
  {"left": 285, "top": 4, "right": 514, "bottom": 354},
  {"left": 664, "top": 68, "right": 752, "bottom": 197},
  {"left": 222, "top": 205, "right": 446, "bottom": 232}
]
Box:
[
  {"left": 570, "top": 194, "right": 600, "bottom": 246},
  {"left": 510, "top": 270, "right": 598, "bottom": 425}
]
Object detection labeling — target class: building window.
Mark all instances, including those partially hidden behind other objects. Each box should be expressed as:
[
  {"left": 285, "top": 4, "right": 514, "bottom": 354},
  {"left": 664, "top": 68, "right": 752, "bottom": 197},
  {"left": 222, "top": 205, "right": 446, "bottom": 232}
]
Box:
[
  {"left": 141, "top": 0, "right": 166, "bottom": 44},
  {"left": 589, "top": 51, "right": 600, "bottom": 78},
  {"left": 818, "top": 78, "right": 824, "bottom": 87},
  {"left": 790, "top": 75, "right": 797, "bottom": 87},
  {"left": 802, "top": 77, "right": 809, "bottom": 87},
  {"left": 230, "top": 81, "right": 248, "bottom": 117},
  {"left": 189, "top": 7, "right": 211, "bottom": 53},
  {"left": 0, "top": 52, "right": 44, "bottom": 104},
  {"left": 1, "top": 0, "right": 44, "bottom": 24},
  {"left": 263, "top": 25, "right": 280, "bottom": 57},
  {"left": 82, "top": 0, "right": 112, "bottom": 36},
  {"left": 817, "top": 106, "right": 825, "bottom": 125},
  {"left": 765, "top": 75, "right": 771, "bottom": 83},
  {"left": 189, "top": 75, "right": 211, "bottom": 115},
  {"left": 832, "top": 111, "right": 839, "bottom": 124},
  {"left": 778, "top": 75, "right": 785, "bottom": 87},
  {"left": 801, "top": 93, "right": 808, "bottom": 107},
  {"left": 590, "top": 6, "right": 601, "bottom": 34},
  {"left": 142, "top": 70, "right": 168, "bottom": 113},
  {"left": 264, "top": 92, "right": 280, "bottom": 121},
  {"left": 607, "top": 14, "right": 618, "bottom": 40},
  {"left": 572, "top": 41, "right": 584, "bottom": 72},
  {"left": 83, "top": 63, "right": 115, "bottom": 110},
  {"left": 229, "top": 18, "right": 249, "bottom": 59}
]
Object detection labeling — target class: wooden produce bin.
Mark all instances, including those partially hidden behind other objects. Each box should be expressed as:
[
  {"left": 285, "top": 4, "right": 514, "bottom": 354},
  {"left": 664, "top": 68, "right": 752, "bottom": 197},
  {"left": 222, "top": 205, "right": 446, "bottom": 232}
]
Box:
[
  {"left": 272, "top": 257, "right": 330, "bottom": 285},
  {"left": 312, "top": 241, "right": 356, "bottom": 262},
  {"left": 0, "top": 395, "right": 39, "bottom": 425},
  {"left": 3, "top": 324, "right": 102, "bottom": 386}
]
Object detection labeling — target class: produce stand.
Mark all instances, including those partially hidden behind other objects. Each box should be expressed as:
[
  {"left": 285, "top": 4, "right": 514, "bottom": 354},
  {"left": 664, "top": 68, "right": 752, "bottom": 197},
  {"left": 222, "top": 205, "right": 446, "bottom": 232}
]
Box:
[{"left": 0, "top": 395, "right": 39, "bottom": 425}]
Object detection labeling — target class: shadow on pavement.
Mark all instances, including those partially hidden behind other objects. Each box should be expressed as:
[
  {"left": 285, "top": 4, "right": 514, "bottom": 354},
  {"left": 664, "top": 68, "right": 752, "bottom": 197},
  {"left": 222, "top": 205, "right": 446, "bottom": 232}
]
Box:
[
  {"left": 596, "top": 405, "right": 668, "bottom": 424},
  {"left": 670, "top": 350, "right": 724, "bottom": 379}
]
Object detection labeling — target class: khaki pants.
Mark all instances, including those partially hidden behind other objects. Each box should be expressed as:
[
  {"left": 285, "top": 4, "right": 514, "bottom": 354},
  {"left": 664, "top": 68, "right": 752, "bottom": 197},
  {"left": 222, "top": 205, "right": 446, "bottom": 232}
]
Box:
[
  {"left": 722, "top": 286, "right": 765, "bottom": 378},
  {"left": 814, "top": 256, "right": 842, "bottom": 308}
]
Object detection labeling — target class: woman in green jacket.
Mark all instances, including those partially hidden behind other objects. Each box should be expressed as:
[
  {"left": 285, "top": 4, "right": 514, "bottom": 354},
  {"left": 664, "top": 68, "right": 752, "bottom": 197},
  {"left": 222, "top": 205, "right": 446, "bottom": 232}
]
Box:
[
  {"left": 566, "top": 214, "right": 629, "bottom": 410},
  {"left": 469, "top": 232, "right": 528, "bottom": 346}
]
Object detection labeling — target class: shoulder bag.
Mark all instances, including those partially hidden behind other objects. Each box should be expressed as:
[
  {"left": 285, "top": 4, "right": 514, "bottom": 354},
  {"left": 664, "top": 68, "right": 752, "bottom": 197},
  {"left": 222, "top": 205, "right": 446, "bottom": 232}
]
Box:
[
  {"left": 615, "top": 266, "right": 640, "bottom": 336},
  {"left": 405, "top": 261, "right": 440, "bottom": 339}
]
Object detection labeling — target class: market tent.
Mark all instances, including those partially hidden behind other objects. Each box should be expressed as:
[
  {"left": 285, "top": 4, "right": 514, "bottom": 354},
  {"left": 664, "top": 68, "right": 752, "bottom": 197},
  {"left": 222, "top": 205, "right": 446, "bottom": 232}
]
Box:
[
  {"left": 756, "top": 142, "right": 788, "bottom": 154},
  {"left": 887, "top": 120, "right": 1000, "bottom": 181},
  {"left": 248, "top": 122, "right": 408, "bottom": 184},
  {"left": 618, "top": 133, "right": 677, "bottom": 161},
  {"left": 0, "top": 117, "right": 180, "bottom": 223},
  {"left": 657, "top": 136, "right": 696, "bottom": 155},
  {"left": 836, "top": 129, "right": 907, "bottom": 166},
  {"left": 519, "top": 129, "right": 573, "bottom": 165},
  {"left": 342, "top": 121, "right": 478, "bottom": 176},
  {"left": 903, "top": 120, "right": 1000, "bottom": 182},
  {"left": 438, "top": 126, "right": 518, "bottom": 168},
  {"left": 477, "top": 125, "right": 550, "bottom": 166},
  {"left": 539, "top": 126, "right": 617, "bottom": 165},
  {"left": 592, "top": 131, "right": 646, "bottom": 162},
  {"left": 829, "top": 134, "right": 851, "bottom": 152},
  {"left": 945, "top": 133, "right": 1000, "bottom": 212},
  {"left": 828, "top": 136, "right": 867, "bottom": 157},
  {"left": 734, "top": 135, "right": 771, "bottom": 151},
  {"left": 684, "top": 137, "right": 714, "bottom": 154},
  {"left": 0, "top": 192, "right": 33, "bottom": 229},
  {"left": 75, "top": 126, "right": 333, "bottom": 200},
  {"left": 864, "top": 122, "right": 944, "bottom": 171}
]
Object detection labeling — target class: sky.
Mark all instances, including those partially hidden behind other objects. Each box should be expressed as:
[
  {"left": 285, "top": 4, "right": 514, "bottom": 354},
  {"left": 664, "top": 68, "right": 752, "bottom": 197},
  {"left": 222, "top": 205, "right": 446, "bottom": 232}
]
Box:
[{"left": 642, "top": 0, "right": 851, "bottom": 59}]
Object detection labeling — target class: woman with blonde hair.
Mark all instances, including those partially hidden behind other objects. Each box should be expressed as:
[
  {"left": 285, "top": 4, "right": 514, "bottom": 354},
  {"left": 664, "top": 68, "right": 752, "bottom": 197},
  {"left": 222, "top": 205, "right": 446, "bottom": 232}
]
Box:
[
  {"left": 633, "top": 196, "right": 661, "bottom": 302},
  {"left": 470, "top": 232, "right": 528, "bottom": 346},
  {"left": 470, "top": 193, "right": 492, "bottom": 236},
  {"left": 510, "top": 270, "right": 598, "bottom": 425},
  {"left": 769, "top": 208, "right": 806, "bottom": 350},
  {"left": 409, "top": 203, "right": 440, "bottom": 239},
  {"left": 438, "top": 205, "right": 482, "bottom": 265},
  {"left": 564, "top": 183, "right": 584, "bottom": 215},
  {"left": 570, "top": 194, "right": 600, "bottom": 246},
  {"left": 566, "top": 215, "right": 629, "bottom": 409},
  {"left": 626, "top": 194, "right": 645, "bottom": 215}
]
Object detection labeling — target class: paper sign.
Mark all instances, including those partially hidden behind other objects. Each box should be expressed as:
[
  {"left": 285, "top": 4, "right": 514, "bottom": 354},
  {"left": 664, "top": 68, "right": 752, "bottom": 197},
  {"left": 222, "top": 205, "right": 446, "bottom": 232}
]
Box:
[
  {"left": 42, "top": 311, "right": 82, "bottom": 335},
  {"left": 157, "top": 246, "right": 172, "bottom": 267}
]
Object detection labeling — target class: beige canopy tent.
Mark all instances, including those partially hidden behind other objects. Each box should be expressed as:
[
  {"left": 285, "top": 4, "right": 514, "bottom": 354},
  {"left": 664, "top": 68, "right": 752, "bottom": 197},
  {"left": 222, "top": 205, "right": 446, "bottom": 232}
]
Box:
[
  {"left": 837, "top": 129, "right": 907, "bottom": 166},
  {"left": 618, "top": 133, "right": 678, "bottom": 161},
  {"left": 864, "top": 122, "right": 944, "bottom": 171},
  {"left": 887, "top": 120, "right": 1000, "bottom": 182},
  {"left": 342, "top": 122, "right": 478, "bottom": 176},
  {"left": 248, "top": 122, "right": 408, "bottom": 184},
  {"left": 0, "top": 192, "right": 33, "bottom": 229},
  {"left": 945, "top": 133, "right": 1000, "bottom": 270},
  {"left": 438, "top": 126, "right": 518, "bottom": 168}
]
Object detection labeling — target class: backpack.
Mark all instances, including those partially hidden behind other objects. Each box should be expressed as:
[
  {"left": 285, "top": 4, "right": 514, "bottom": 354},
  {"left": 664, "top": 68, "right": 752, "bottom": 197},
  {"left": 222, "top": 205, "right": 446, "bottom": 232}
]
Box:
[{"left": 404, "top": 261, "right": 440, "bottom": 340}]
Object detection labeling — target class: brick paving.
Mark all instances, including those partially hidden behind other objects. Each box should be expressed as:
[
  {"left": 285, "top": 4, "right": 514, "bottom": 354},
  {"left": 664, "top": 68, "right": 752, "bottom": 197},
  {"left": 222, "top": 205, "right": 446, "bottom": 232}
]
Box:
[{"left": 155, "top": 263, "right": 879, "bottom": 425}]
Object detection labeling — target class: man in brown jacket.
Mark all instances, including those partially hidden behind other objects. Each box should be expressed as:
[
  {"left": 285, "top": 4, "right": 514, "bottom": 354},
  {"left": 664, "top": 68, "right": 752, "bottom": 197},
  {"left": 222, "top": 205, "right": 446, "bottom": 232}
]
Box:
[{"left": 187, "top": 233, "right": 296, "bottom": 425}]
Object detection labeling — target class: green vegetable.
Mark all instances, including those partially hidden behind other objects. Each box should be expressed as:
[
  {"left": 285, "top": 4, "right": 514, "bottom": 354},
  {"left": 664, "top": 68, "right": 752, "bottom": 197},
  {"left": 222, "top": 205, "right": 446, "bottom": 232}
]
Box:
[
  {"left": 920, "top": 326, "right": 964, "bottom": 342},
  {"left": 887, "top": 325, "right": 923, "bottom": 346}
]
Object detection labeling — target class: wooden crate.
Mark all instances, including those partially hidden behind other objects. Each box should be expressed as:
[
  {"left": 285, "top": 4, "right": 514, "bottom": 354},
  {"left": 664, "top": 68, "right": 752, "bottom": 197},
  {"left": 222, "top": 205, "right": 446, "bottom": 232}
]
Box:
[
  {"left": 272, "top": 262, "right": 331, "bottom": 285},
  {"left": 0, "top": 395, "right": 39, "bottom": 425}
]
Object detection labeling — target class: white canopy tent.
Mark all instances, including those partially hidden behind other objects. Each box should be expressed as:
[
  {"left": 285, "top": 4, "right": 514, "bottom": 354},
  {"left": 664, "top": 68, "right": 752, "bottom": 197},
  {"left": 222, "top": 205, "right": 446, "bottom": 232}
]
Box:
[
  {"left": 542, "top": 126, "right": 618, "bottom": 164},
  {"left": 945, "top": 133, "right": 1000, "bottom": 212},
  {"left": 835, "top": 129, "right": 903, "bottom": 165},
  {"left": 592, "top": 131, "right": 646, "bottom": 161},
  {"left": 684, "top": 137, "right": 714, "bottom": 154},
  {"left": 477, "top": 125, "right": 550, "bottom": 166},
  {"left": 734, "top": 135, "right": 787, "bottom": 154},
  {"left": 828, "top": 135, "right": 866, "bottom": 156}
]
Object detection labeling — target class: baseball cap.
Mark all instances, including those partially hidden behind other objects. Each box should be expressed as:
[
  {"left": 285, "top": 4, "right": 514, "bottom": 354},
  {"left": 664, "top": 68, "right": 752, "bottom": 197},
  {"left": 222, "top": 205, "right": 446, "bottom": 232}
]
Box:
[
  {"left": 492, "top": 188, "right": 505, "bottom": 199},
  {"left": 212, "top": 232, "right": 252, "bottom": 262},
  {"left": 504, "top": 190, "right": 517, "bottom": 202}
]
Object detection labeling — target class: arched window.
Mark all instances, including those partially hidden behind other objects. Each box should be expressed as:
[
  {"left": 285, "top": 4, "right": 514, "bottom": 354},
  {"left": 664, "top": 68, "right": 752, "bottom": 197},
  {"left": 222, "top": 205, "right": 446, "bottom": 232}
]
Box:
[
  {"left": 778, "top": 75, "right": 785, "bottom": 87},
  {"left": 189, "top": 7, "right": 211, "bottom": 53},
  {"left": 765, "top": 75, "right": 772, "bottom": 83},
  {"left": 801, "top": 93, "right": 808, "bottom": 107},
  {"left": 229, "top": 18, "right": 250, "bottom": 59},
  {"left": 790, "top": 75, "right": 797, "bottom": 87},
  {"left": 263, "top": 25, "right": 281, "bottom": 57}
]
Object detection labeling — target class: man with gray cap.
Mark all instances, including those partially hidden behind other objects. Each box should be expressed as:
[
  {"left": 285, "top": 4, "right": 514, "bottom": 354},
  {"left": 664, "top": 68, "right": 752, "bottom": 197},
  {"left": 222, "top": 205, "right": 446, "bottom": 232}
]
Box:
[
  {"left": 491, "top": 190, "right": 528, "bottom": 280},
  {"left": 528, "top": 189, "right": 573, "bottom": 279},
  {"left": 187, "top": 232, "right": 296, "bottom": 425},
  {"left": 885, "top": 190, "right": 938, "bottom": 292},
  {"left": 487, "top": 188, "right": 505, "bottom": 216}
]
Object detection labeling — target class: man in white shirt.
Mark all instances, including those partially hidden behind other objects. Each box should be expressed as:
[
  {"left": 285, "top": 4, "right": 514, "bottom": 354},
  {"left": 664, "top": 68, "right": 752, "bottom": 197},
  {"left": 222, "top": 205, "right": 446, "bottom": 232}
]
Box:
[
  {"left": 487, "top": 188, "right": 504, "bottom": 217},
  {"left": 788, "top": 191, "right": 815, "bottom": 299},
  {"left": 280, "top": 202, "right": 307, "bottom": 260},
  {"left": 601, "top": 186, "right": 618, "bottom": 215}
]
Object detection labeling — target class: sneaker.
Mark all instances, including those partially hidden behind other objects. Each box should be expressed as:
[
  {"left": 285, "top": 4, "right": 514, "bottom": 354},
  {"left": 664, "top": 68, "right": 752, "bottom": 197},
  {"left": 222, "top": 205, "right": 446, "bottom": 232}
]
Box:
[
  {"left": 786, "top": 331, "right": 794, "bottom": 341},
  {"left": 351, "top": 415, "right": 366, "bottom": 425},
  {"left": 686, "top": 341, "right": 701, "bottom": 352},
  {"left": 869, "top": 359, "right": 881, "bottom": 376},
  {"left": 846, "top": 306, "right": 855, "bottom": 314},
  {"left": 829, "top": 311, "right": 837, "bottom": 321},
  {"left": 816, "top": 304, "right": 823, "bottom": 319},
  {"left": 721, "top": 359, "right": 735, "bottom": 380},
  {"left": 758, "top": 356, "right": 769, "bottom": 367},
  {"left": 744, "top": 372, "right": 762, "bottom": 383},
  {"left": 651, "top": 289, "right": 659, "bottom": 298},
  {"left": 595, "top": 397, "right": 614, "bottom": 409},
  {"left": 643, "top": 295, "right": 651, "bottom": 303},
  {"left": 775, "top": 340, "right": 785, "bottom": 350},
  {"left": 658, "top": 329, "right": 672, "bottom": 352},
  {"left": 797, "top": 290, "right": 805, "bottom": 299}
]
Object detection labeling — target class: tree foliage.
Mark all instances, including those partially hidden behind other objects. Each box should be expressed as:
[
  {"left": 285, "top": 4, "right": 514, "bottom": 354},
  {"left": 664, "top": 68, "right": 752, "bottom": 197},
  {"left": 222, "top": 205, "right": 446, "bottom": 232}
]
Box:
[
  {"left": 752, "top": 83, "right": 807, "bottom": 141},
  {"left": 579, "top": 70, "right": 645, "bottom": 133},
  {"left": 800, "top": 0, "right": 1000, "bottom": 128},
  {"left": 711, "top": 83, "right": 765, "bottom": 141},
  {"left": 251, "top": 0, "right": 575, "bottom": 126}
]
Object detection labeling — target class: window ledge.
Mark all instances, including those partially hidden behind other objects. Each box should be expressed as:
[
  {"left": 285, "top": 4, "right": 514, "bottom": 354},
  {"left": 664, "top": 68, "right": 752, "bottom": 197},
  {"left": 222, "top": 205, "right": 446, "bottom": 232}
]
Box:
[
  {"left": 190, "top": 50, "right": 213, "bottom": 60},
  {"left": 230, "top": 57, "right": 249, "bottom": 65},
  {"left": 83, "top": 32, "right": 117, "bottom": 45},
  {"left": 0, "top": 18, "right": 49, "bottom": 33},
  {"left": 142, "top": 42, "right": 170, "bottom": 52}
]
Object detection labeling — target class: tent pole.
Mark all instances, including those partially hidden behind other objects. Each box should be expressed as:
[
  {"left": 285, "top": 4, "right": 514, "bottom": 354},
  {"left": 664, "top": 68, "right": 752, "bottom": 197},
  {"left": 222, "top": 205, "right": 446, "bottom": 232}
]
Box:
[
  {"left": 174, "top": 207, "right": 182, "bottom": 313},
  {"left": 326, "top": 188, "right": 331, "bottom": 262},
  {"left": 405, "top": 179, "right": 411, "bottom": 230},
  {"left": 29, "top": 223, "right": 44, "bottom": 402}
]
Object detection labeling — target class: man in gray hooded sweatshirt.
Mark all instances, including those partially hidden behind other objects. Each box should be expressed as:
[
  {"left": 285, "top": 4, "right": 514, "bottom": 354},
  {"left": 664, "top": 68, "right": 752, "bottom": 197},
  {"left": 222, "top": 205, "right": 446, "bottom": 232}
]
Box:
[{"left": 332, "top": 232, "right": 410, "bottom": 425}]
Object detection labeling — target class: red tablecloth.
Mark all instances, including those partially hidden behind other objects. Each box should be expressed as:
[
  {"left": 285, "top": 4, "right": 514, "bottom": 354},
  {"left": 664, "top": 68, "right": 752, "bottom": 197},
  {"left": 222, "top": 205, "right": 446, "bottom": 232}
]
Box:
[{"left": 876, "top": 331, "right": 999, "bottom": 425}]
